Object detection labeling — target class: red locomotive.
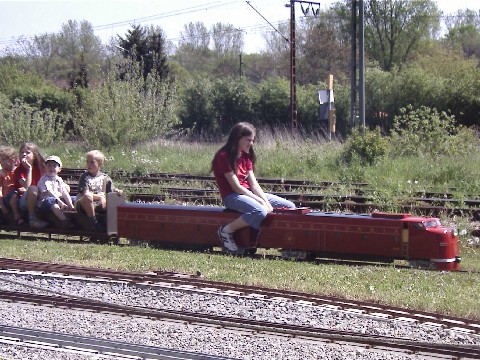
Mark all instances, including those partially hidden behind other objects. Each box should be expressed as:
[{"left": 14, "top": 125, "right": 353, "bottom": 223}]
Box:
[{"left": 117, "top": 203, "right": 461, "bottom": 271}]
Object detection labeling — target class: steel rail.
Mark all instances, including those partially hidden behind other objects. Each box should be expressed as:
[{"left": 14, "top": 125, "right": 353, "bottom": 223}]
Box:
[{"left": 0, "top": 324, "right": 233, "bottom": 359}]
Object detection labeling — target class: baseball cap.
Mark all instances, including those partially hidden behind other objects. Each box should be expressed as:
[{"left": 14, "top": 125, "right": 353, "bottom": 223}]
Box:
[{"left": 45, "top": 155, "right": 62, "bottom": 167}]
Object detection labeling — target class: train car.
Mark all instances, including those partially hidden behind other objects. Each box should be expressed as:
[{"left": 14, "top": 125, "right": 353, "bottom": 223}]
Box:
[{"left": 116, "top": 203, "right": 461, "bottom": 271}]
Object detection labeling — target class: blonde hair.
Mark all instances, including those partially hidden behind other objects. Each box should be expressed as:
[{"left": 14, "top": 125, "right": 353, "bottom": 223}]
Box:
[
  {"left": 86, "top": 150, "right": 105, "bottom": 167},
  {"left": 0, "top": 146, "right": 17, "bottom": 161}
]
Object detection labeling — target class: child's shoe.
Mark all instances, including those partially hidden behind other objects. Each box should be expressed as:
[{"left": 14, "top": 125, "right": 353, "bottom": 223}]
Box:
[{"left": 217, "top": 226, "right": 238, "bottom": 252}]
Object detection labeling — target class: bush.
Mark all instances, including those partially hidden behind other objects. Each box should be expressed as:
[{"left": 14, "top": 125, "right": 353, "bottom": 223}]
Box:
[
  {"left": 178, "top": 76, "right": 217, "bottom": 136},
  {"left": 212, "top": 77, "right": 257, "bottom": 133},
  {"left": 10, "top": 85, "right": 75, "bottom": 114},
  {"left": 255, "top": 77, "right": 290, "bottom": 127},
  {"left": 390, "top": 105, "right": 473, "bottom": 157},
  {"left": 74, "top": 62, "right": 178, "bottom": 148},
  {"left": 341, "top": 127, "right": 388, "bottom": 165},
  {"left": 0, "top": 99, "right": 68, "bottom": 146}
]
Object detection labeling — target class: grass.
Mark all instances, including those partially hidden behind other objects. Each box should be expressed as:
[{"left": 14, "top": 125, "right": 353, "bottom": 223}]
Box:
[{"left": 0, "top": 238, "right": 478, "bottom": 319}]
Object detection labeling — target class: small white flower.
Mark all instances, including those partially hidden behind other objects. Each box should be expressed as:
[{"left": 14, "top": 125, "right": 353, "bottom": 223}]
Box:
[{"left": 460, "top": 229, "right": 467, "bottom": 236}]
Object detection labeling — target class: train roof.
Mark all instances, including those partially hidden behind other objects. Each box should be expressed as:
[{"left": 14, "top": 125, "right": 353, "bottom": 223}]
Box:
[{"left": 120, "top": 203, "right": 438, "bottom": 222}]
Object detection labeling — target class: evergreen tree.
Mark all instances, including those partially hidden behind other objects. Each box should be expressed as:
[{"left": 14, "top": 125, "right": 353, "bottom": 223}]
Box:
[{"left": 118, "top": 24, "right": 169, "bottom": 81}]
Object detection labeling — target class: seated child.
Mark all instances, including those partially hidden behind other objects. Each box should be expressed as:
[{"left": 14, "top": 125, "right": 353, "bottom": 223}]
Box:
[
  {"left": 0, "top": 146, "right": 18, "bottom": 222},
  {"left": 37, "top": 155, "right": 75, "bottom": 229},
  {"left": 10, "top": 142, "right": 48, "bottom": 228},
  {"left": 76, "top": 150, "right": 123, "bottom": 231}
]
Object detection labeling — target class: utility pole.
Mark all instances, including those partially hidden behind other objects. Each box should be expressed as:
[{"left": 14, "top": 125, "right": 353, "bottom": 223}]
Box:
[
  {"left": 289, "top": 0, "right": 297, "bottom": 129},
  {"left": 286, "top": 1, "right": 321, "bottom": 130},
  {"left": 239, "top": 53, "right": 243, "bottom": 77},
  {"left": 350, "top": 0, "right": 365, "bottom": 132},
  {"left": 350, "top": 0, "right": 357, "bottom": 127},
  {"left": 359, "top": 0, "right": 365, "bottom": 131}
]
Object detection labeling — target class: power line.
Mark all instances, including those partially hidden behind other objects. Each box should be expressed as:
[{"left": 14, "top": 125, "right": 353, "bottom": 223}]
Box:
[{"left": 0, "top": 0, "right": 244, "bottom": 46}]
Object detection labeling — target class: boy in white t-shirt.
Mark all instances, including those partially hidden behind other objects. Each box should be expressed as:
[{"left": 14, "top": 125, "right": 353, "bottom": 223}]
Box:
[{"left": 37, "top": 155, "right": 75, "bottom": 228}]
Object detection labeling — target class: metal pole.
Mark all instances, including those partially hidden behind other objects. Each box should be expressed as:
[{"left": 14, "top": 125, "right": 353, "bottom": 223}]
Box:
[
  {"left": 290, "top": 0, "right": 298, "bottom": 129},
  {"left": 239, "top": 53, "right": 243, "bottom": 77},
  {"left": 359, "top": 0, "right": 365, "bottom": 131},
  {"left": 350, "top": 0, "right": 357, "bottom": 128}
]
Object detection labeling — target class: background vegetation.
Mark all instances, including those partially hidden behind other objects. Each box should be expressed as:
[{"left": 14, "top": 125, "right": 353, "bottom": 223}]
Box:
[{"left": 0, "top": 1, "right": 479, "bottom": 148}]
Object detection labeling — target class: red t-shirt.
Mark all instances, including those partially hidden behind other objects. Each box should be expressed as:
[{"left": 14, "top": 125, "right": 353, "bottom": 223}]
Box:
[
  {"left": 13, "top": 165, "right": 42, "bottom": 191},
  {"left": 212, "top": 151, "right": 253, "bottom": 198},
  {"left": 0, "top": 168, "right": 16, "bottom": 196}
]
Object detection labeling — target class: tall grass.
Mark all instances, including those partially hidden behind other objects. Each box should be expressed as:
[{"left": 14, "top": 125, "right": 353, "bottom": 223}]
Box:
[{"left": 42, "top": 125, "right": 480, "bottom": 196}]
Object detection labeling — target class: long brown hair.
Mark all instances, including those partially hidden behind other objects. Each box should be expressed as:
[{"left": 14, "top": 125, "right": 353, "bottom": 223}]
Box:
[
  {"left": 19, "top": 142, "right": 46, "bottom": 173},
  {"left": 212, "top": 122, "right": 256, "bottom": 173}
]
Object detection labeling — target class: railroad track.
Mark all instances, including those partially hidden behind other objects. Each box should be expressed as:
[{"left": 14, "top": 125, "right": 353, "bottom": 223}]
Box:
[
  {"left": 1, "top": 258, "right": 479, "bottom": 334},
  {"left": 2, "top": 290, "right": 479, "bottom": 359},
  {"left": 1, "top": 259, "right": 479, "bottom": 359},
  {"left": 129, "top": 190, "right": 480, "bottom": 217},
  {"left": 61, "top": 168, "right": 480, "bottom": 217}
]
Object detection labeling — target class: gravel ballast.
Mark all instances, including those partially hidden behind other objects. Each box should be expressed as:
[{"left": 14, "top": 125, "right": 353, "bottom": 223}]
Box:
[{"left": 1, "top": 272, "right": 478, "bottom": 360}]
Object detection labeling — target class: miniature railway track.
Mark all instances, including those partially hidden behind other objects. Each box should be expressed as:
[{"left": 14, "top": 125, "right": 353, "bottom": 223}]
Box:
[
  {"left": 60, "top": 168, "right": 480, "bottom": 216},
  {"left": 129, "top": 190, "right": 480, "bottom": 217},
  {"left": 1, "top": 258, "right": 479, "bottom": 334}
]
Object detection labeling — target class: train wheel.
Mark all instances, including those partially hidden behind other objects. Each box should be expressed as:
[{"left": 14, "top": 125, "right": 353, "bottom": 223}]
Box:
[
  {"left": 247, "top": 248, "right": 257, "bottom": 256},
  {"left": 281, "top": 249, "right": 314, "bottom": 261},
  {"left": 408, "top": 260, "right": 435, "bottom": 270},
  {"left": 129, "top": 239, "right": 151, "bottom": 248}
]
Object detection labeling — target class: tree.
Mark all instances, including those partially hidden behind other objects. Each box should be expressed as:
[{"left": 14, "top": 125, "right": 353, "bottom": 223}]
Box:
[
  {"left": 118, "top": 24, "right": 169, "bottom": 81},
  {"left": 6, "top": 20, "right": 104, "bottom": 86},
  {"left": 255, "top": 77, "right": 290, "bottom": 127},
  {"left": 445, "top": 24, "right": 480, "bottom": 59},
  {"left": 211, "top": 23, "right": 244, "bottom": 57},
  {"left": 59, "top": 20, "right": 104, "bottom": 87},
  {"left": 180, "top": 22, "right": 210, "bottom": 50},
  {"left": 16, "top": 33, "right": 60, "bottom": 78},
  {"left": 263, "top": 22, "right": 290, "bottom": 73},
  {"left": 297, "top": 16, "right": 350, "bottom": 85},
  {"left": 174, "top": 22, "right": 212, "bottom": 73},
  {"left": 364, "top": 0, "right": 441, "bottom": 71},
  {"left": 444, "top": 9, "right": 480, "bottom": 30}
]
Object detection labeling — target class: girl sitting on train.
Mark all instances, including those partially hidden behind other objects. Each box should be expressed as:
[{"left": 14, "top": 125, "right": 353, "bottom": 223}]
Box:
[
  {"left": 9, "top": 142, "right": 49, "bottom": 228},
  {"left": 211, "top": 122, "right": 296, "bottom": 252}
]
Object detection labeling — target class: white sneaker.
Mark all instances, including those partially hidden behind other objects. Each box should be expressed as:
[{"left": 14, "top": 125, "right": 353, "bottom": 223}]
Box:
[{"left": 218, "top": 226, "right": 238, "bottom": 252}]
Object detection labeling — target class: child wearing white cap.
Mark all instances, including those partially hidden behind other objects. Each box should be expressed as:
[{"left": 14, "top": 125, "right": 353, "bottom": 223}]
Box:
[{"left": 37, "top": 155, "right": 75, "bottom": 228}]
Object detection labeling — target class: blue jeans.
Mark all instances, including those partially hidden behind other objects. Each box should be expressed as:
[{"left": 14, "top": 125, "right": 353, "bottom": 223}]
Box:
[{"left": 223, "top": 193, "right": 295, "bottom": 230}]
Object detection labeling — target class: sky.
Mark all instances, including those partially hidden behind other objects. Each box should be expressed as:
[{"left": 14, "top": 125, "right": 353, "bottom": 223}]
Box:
[{"left": 0, "top": 0, "right": 479, "bottom": 54}]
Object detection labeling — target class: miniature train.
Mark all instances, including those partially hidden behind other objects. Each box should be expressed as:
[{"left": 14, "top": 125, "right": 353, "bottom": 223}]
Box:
[
  {"left": 0, "top": 193, "right": 461, "bottom": 271},
  {"left": 116, "top": 201, "right": 461, "bottom": 271}
]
